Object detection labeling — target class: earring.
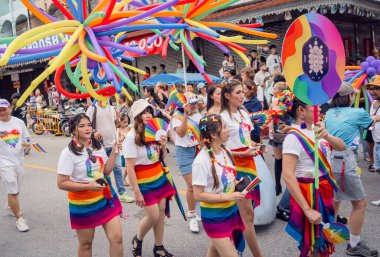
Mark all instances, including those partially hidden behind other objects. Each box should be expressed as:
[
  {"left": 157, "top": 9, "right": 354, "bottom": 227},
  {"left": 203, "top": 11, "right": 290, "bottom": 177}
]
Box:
[{"left": 300, "top": 116, "right": 306, "bottom": 129}]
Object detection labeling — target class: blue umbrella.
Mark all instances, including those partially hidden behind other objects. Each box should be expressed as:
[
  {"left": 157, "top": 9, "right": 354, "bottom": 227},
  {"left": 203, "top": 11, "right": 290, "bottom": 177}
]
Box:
[{"left": 141, "top": 73, "right": 222, "bottom": 86}]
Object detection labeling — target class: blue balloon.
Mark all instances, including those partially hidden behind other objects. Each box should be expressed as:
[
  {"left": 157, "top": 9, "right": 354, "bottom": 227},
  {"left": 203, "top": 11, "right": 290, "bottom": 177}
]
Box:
[
  {"left": 377, "top": 67, "right": 380, "bottom": 75},
  {"left": 367, "top": 67, "right": 376, "bottom": 76},
  {"left": 371, "top": 60, "right": 380, "bottom": 69},
  {"left": 361, "top": 61, "right": 370, "bottom": 70},
  {"left": 366, "top": 56, "right": 375, "bottom": 63}
]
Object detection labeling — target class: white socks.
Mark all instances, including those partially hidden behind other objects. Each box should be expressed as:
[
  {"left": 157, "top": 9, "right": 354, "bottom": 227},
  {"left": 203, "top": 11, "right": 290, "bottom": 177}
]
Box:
[{"left": 350, "top": 234, "right": 361, "bottom": 247}]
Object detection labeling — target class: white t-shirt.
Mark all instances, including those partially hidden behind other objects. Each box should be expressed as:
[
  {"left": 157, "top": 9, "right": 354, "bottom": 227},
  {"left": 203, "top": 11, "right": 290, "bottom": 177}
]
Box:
[
  {"left": 198, "top": 94, "right": 208, "bottom": 115},
  {"left": 282, "top": 125, "right": 331, "bottom": 178},
  {"left": 0, "top": 117, "right": 30, "bottom": 167},
  {"left": 171, "top": 113, "right": 202, "bottom": 147},
  {"left": 220, "top": 109, "right": 253, "bottom": 150},
  {"left": 257, "top": 85, "right": 264, "bottom": 102},
  {"left": 266, "top": 54, "right": 282, "bottom": 73},
  {"left": 370, "top": 102, "right": 380, "bottom": 142},
  {"left": 192, "top": 148, "right": 236, "bottom": 194},
  {"left": 86, "top": 104, "right": 117, "bottom": 148},
  {"left": 57, "top": 146, "right": 109, "bottom": 183},
  {"left": 122, "top": 129, "right": 161, "bottom": 165},
  {"left": 254, "top": 71, "right": 270, "bottom": 87}
]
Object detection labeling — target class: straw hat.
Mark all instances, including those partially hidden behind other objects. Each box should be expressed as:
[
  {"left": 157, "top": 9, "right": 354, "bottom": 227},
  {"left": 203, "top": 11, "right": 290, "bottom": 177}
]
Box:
[{"left": 366, "top": 75, "right": 380, "bottom": 87}]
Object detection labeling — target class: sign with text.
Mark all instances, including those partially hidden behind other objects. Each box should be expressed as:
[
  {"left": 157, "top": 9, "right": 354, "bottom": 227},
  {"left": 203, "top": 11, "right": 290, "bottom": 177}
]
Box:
[{"left": 122, "top": 34, "right": 164, "bottom": 58}]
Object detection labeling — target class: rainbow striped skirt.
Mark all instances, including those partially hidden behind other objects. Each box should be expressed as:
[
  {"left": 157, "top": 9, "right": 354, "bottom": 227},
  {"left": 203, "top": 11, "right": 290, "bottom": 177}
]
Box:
[
  {"left": 68, "top": 177, "right": 122, "bottom": 230},
  {"left": 232, "top": 147, "right": 260, "bottom": 207},
  {"left": 135, "top": 162, "right": 176, "bottom": 206},
  {"left": 200, "top": 201, "right": 245, "bottom": 250},
  {"left": 286, "top": 177, "right": 335, "bottom": 257}
]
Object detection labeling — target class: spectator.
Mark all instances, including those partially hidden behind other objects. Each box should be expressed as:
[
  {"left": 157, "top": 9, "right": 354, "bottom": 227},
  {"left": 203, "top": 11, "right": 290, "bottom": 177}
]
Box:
[
  {"left": 159, "top": 64, "right": 167, "bottom": 74},
  {"left": 266, "top": 44, "right": 281, "bottom": 73},
  {"left": 86, "top": 100, "right": 132, "bottom": 203},
  {"left": 151, "top": 66, "right": 158, "bottom": 76},
  {"left": 176, "top": 62, "right": 184, "bottom": 73},
  {"left": 28, "top": 92, "right": 36, "bottom": 111},
  {"left": 50, "top": 86, "right": 61, "bottom": 111},
  {"left": 223, "top": 70, "right": 231, "bottom": 83},
  {"left": 187, "top": 59, "right": 197, "bottom": 73},
  {"left": 243, "top": 80, "right": 262, "bottom": 143},
  {"left": 129, "top": 70, "right": 136, "bottom": 84},
  {"left": 11, "top": 93, "right": 27, "bottom": 126},
  {"left": 254, "top": 62, "right": 270, "bottom": 109},
  {"left": 118, "top": 93, "right": 131, "bottom": 119},
  {"left": 264, "top": 71, "right": 283, "bottom": 107},
  {"left": 223, "top": 55, "right": 238, "bottom": 73},
  {"left": 249, "top": 49, "right": 259, "bottom": 72},
  {"left": 155, "top": 82, "right": 168, "bottom": 104},
  {"left": 240, "top": 67, "right": 255, "bottom": 82},
  {"left": 142, "top": 67, "right": 151, "bottom": 81},
  {"left": 197, "top": 83, "right": 207, "bottom": 115},
  {"left": 229, "top": 69, "right": 241, "bottom": 81},
  {"left": 34, "top": 89, "right": 45, "bottom": 110},
  {"left": 206, "top": 85, "right": 222, "bottom": 115},
  {"left": 219, "top": 53, "right": 229, "bottom": 77}
]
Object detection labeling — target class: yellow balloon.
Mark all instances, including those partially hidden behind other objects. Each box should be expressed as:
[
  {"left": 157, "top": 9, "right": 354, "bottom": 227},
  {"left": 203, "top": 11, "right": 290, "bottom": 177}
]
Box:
[
  {"left": 121, "top": 87, "right": 133, "bottom": 102},
  {"left": 121, "top": 63, "right": 146, "bottom": 75}
]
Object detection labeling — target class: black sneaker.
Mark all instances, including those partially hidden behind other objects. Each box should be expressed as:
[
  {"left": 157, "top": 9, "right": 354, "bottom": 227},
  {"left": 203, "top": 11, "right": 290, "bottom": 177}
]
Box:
[
  {"left": 346, "top": 241, "right": 378, "bottom": 257},
  {"left": 337, "top": 215, "right": 348, "bottom": 225}
]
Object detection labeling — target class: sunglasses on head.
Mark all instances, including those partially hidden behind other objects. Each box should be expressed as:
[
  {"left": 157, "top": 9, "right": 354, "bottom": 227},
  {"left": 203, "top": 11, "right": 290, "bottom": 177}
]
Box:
[{"left": 86, "top": 148, "right": 97, "bottom": 163}]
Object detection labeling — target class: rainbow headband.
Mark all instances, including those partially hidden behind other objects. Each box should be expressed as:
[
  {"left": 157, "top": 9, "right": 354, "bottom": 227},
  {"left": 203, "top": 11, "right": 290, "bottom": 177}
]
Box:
[
  {"left": 173, "top": 110, "right": 200, "bottom": 144},
  {"left": 288, "top": 128, "right": 338, "bottom": 192}
]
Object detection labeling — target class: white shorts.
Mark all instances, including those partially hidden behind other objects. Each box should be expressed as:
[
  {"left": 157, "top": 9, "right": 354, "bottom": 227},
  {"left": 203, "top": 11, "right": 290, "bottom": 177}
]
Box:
[{"left": 0, "top": 166, "right": 22, "bottom": 194}]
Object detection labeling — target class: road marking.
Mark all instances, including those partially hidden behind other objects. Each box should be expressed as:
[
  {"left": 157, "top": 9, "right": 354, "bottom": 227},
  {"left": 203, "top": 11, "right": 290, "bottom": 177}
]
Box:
[{"left": 24, "top": 163, "right": 188, "bottom": 196}]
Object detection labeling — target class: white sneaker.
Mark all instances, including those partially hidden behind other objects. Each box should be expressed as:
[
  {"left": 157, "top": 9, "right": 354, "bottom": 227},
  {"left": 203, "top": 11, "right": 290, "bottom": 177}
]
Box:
[
  {"left": 187, "top": 211, "right": 201, "bottom": 222},
  {"left": 370, "top": 199, "right": 380, "bottom": 207},
  {"left": 5, "top": 202, "right": 21, "bottom": 217},
  {"left": 189, "top": 217, "right": 199, "bottom": 233},
  {"left": 16, "top": 217, "right": 29, "bottom": 232}
]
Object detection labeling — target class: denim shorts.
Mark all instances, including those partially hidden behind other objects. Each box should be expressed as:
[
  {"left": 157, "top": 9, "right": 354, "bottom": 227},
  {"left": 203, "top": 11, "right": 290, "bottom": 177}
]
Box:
[
  {"left": 175, "top": 146, "right": 197, "bottom": 176},
  {"left": 374, "top": 142, "right": 380, "bottom": 170},
  {"left": 330, "top": 148, "right": 366, "bottom": 201}
]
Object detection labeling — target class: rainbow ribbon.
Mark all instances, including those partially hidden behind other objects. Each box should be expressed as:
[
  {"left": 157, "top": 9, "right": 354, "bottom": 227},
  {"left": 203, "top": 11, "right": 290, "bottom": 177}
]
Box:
[
  {"left": 172, "top": 110, "right": 200, "bottom": 144},
  {"left": 288, "top": 128, "right": 338, "bottom": 192},
  {"left": 32, "top": 143, "right": 47, "bottom": 153}
]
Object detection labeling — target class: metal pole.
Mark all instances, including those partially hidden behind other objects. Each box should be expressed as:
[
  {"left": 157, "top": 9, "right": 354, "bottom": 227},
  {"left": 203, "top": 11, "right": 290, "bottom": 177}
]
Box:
[{"left": 181, "top": 43, "right": 188, "bottom": 88}]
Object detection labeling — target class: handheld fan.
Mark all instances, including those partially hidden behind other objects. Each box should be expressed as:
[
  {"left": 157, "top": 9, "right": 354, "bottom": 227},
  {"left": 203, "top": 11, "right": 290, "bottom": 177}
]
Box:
[
  {"left": 145, "top": 118, "right": 169, "bottom": 143},
  {"left": 321, "top": 221, "right": 350, "bottom": 244},
  {"left": 250, "top": 111, "right": 272, "bottom": 130}
]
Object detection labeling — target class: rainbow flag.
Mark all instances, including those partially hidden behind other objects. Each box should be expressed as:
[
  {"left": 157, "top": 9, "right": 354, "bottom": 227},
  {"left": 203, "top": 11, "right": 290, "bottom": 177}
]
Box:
[
  {"left": 165, "top": 86, "right": 187, "bottom": 111},
  {"left": 172, "top": 111, "right": 200, "bottom": 144},
  {"left": 33, "top": 143, "right": 47, "bottom": 153}
]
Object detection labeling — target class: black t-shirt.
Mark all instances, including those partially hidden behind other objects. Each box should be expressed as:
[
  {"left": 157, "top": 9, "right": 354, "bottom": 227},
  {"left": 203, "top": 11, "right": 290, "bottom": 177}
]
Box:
[{"left": 12, "top": 104, "right": 27, "bottom": 125}]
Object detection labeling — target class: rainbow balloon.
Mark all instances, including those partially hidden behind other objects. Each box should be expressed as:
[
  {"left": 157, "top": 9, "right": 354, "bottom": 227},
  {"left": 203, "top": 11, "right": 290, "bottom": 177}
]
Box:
[
  {"left": 321, "top": 222, "right": 350, "bottom": 244},
  {"left": 282, "top": 13, "right": 345, "bottom": 105},
  {"left": 145, "top": 118, "right": 169, "bottom": 143},
  {"left": 250, "top": 111, "right": 272, "bottom": 130}
]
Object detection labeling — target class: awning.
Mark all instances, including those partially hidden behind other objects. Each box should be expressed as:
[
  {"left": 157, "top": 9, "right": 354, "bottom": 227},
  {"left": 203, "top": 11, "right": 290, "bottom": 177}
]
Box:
[{"left": 207, "top": 0, "right": 380, "bottom": 23}]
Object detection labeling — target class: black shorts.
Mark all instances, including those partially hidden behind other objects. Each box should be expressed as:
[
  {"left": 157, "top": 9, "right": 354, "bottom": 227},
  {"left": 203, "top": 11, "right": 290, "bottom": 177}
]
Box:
[{"left": 365, "top": 130, "right": 374, "bottom": 143}]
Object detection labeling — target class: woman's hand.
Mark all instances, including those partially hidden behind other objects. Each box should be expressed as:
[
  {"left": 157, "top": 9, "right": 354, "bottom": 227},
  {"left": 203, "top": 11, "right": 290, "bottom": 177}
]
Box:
[
  {"left": 225, "top": 192, "right": 245, "bottom": 202},
  {"left": 304, "top": 208, "right": 322, "bottom": 224},
  {"left": 94, "top": 131, "right": 102, "bottom": 141},
  {"left": 280, "top": 124, "right": 291, "bottom": 134},
  {"left": 315, "top": 122, "right": 329, "bottom": 140},
  {"left": 134, "top": 191, "right": 145, "bottom": 208},
  {"left": 88, "top": 180, "right": 106, "bottom": 192},
  {"left": 242, "top": 147, "right": 259, "bottom": 157},
  {"left": 183, "top": 104, "right": 191, "bottom": 116},
  {"left": 158, "top": 135, "right": 167, "bottom": 148}
]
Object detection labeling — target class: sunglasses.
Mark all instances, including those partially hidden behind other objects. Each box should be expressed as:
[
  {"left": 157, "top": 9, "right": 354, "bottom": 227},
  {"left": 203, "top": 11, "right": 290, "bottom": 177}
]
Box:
[{"left": 86, "top": 148, "right": 97, "bottom": 163}]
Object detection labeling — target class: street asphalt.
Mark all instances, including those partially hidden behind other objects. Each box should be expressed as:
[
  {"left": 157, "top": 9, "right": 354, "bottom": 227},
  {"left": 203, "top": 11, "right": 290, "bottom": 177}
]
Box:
[{"left": 0, "top": 133, "right": 379, "bottom": 257}]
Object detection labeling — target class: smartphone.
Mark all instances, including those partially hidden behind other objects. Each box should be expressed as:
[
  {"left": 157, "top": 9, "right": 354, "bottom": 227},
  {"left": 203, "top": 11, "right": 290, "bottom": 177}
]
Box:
[
  {"left": 235, "top": 176, "right": 251, "bottom": 192},
  {"left": 96, "top": 178, "right": 108, "bottom": 186}
]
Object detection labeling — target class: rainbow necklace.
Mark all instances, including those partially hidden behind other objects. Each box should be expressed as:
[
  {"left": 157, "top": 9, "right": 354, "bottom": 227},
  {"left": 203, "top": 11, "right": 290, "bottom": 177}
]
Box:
[
  {"left": 232, "top": 111, "right": 250, "bottom": 147},
  {"left": 288, "top": 128, "right": 338, "bottom": 192}
]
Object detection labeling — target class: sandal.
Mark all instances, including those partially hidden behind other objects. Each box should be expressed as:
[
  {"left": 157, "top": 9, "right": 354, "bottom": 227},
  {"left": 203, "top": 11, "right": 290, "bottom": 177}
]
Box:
[
  {"left": 153, "top": 244, "right": 175, "bottom": 257},
  {"left": 368, "top": 164, "right": 375, "bottom": 173},
  {"left": 132, "top": 235, "right": 142, "bottom": 257}
]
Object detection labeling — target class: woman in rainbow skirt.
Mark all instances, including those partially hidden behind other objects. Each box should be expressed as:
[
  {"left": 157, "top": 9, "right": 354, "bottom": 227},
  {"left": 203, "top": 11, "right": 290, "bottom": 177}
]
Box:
[
  {"left": 57, "top": 113, "right": 123, "bottom": 257},
  {"left": 123, "top": 99, "right": 176, "bottom": 257},
  {"left": 220, "top": 80, "right": 265, "bottom": 257},
  {"left": 192, "top": 114, "right": 245, "bottom": 257},
  {"left": 282, "top": 96, "right": 346, "bottom": 257}
]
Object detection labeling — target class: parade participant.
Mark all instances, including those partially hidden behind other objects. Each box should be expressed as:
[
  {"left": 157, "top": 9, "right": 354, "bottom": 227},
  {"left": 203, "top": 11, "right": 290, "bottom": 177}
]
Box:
[
  {"left": 197, "top": 83, "right": 207, "bottom": 115},
  {"left": 192, "top": 114, "right": 245, "bottom": 257},
  {"left": 266, "top": 44, "right": 281, "bottom": 73},
  {"left": 268, "top": 82, "right": 288, "bottom": 196},
  {"left": 145, "top": 86, "right": 171, "bottom": 122},
  {"left": 282, "top": 97, "right": 346, "bottom": 257},
  {"left": 206, "top": 85, "right": 222, "bottom": 116},
  {"left": 156, "top": 82, "right": 169, "bottom": 104},
  {"left": 240, "top": 67, "right": 255, "bottom": 82},
  {"left": 368, "top": 75, "right": 380, "bottom": 175},
  {"left": 57, "top": 113, "right": 123, "bottom": 257},
  {"left": 242, "top": 80, "right": 262, "bottom": 144},
  {"left": 117, "top": 93, "right": 131, "bottom": 120},
  {"left": 325, "top": 82, "right": 379, "bottom": 257},
  {"left": 86, "top": 100, "right": 129, "bottom": 202},
  {"left": 254, "top": 63, "right": 270, "bottom": 109},
  {"left": 249, "top": 49, "right": 259, "bottom": 72},
  {"left": 171, "top": 97, "right": 202, "bottom": 232},
  {"left": 123, "top": 100, "right": 176, "bottom": 257},
  {"left": 220, "top": 81, "right": 264, "bottom": 257},
  {"left": 0, "top": 99, "right": 31, "bottom": 232}
]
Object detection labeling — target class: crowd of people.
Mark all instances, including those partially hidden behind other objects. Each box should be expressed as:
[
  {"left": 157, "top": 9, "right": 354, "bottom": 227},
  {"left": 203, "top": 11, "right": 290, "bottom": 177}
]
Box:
[{"left": 0, "top": 49, "right": 380, "bottom": 257}]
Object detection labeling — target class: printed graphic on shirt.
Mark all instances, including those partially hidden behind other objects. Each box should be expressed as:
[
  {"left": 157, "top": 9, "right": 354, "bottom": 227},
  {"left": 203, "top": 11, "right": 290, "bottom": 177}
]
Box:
[
  {"left": 146, "top": 144, "right": 160, "bottom": 162},
  {"left": 0, "top": 129, "right": 20, "bottom": 148},
  {"left": 239, "top": 123, "right": 251, "bottom": 147},
  {"left": 85, "top": 156, "right": 104, "bottom": 179},
  {"left": 221, "top": 166, "right": 236, "bottom": 193}
]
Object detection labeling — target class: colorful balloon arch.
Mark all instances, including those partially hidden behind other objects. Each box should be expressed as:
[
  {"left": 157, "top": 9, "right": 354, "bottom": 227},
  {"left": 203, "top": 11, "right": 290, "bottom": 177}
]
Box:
[{"left": 0, "top": 0, "right": 278, "bottom": 106}]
